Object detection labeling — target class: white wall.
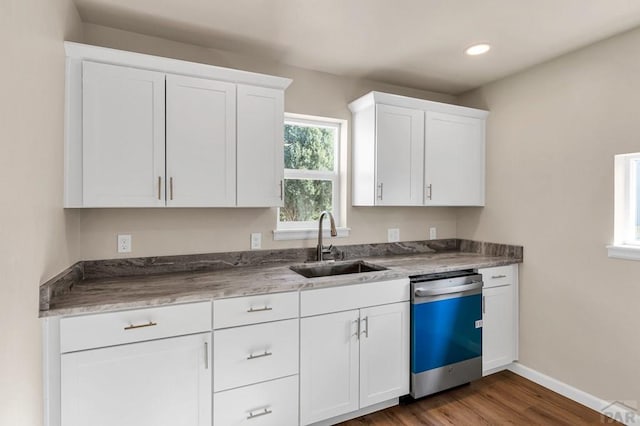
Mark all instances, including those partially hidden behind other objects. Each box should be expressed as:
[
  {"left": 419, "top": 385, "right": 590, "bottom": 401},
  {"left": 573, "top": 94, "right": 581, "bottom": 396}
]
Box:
[
  {"left": 457, "top": 27, "right": 640, "bottom": 407},
  {"left": 78, "top": 24, "right": 459, "bottom": 260},
  {"left": 0, "top": 0, "right": 83, "bottom": 424}
]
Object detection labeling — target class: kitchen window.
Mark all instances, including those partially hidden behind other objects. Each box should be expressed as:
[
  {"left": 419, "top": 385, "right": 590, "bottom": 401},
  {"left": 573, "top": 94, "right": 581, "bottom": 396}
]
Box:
[
  {"left": 608, "top": 152, "right": 640, "bottom": 260},
  {"left": 274, "top": 114, "right": 348, "bottom": 240}
]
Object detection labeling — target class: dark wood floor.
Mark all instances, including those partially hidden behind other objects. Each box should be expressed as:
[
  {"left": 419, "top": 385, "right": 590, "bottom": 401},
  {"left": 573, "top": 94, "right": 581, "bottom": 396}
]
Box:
[{"left": 340, "top": 370, "right": 617, "bottom": 425}]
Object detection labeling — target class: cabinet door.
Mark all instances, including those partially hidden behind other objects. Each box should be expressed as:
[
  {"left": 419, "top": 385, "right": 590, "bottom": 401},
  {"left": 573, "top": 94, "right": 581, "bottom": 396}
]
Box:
[
  {"left": 82, "top": 61, "right": 165, "bottom": 207},
  {"left": 61, "top": 333, "right": 211, "bottom": 426},
  {"left": 237, "top": 85, "right": 285, "bottom": 207},
  {"left": 359, "top": 302, "right": 410, "bottom": 408},
  {"left": 375, "top": 104, "right": 424, "bottom": 206},
  {"left": 300, "top": 310, "right": 360, "bottom": 425},
  {"left": 424, "top": 111, "right": 485, "bottom": 206},
  {"left": 166, "top": 75, "right": 236, "bottom": 206},
  {"left": 482, "top": 284, "right": 516, "bottom": 372}
]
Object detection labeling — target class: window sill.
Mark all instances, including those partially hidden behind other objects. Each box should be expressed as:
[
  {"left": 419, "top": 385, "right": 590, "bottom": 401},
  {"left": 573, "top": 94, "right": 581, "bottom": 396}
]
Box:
[
  {"left": 607, "top": 244, "right": 640, "bottom": 261},
  {"left": 273, "top": 227, "right": 351, "bottom": 241}
]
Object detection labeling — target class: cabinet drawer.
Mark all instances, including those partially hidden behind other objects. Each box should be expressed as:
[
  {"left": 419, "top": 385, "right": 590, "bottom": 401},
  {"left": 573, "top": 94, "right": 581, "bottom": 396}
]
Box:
[
  {"left": 214, "top": 375, "right": 298, "bottom": 426},
  {"left": 300, "top": 278, "right": 409, "bottom": 317},
  {"left": 213, "top": 292, "right": 298, "bottom": 329},
  {"left": 214, "top": 319, "right": 298, "bottom": 392},
  {"left": 60, "top": 301, "right": 212, "bottom": 353},
  {"left": 479, "top": 265, "right": 514, "bottom": 288}
]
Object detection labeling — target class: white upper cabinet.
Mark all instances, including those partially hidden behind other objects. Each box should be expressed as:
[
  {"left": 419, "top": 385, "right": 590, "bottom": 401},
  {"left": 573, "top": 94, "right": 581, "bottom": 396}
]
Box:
[
  {"left": 424, "top": 111, "right": 485, "bottom": 206},
  {"left": 236, "top": 84, "right": 285, "bottom": 207},
  {"left": 166, "top": 75, "right": 236, "bottom": 207},
  {"left": 349, "top": 91, "right": 488, "bottom": 207},
  {"left": 82, "top": 61, "right": 166, "bottom": 207},
  {"left": 375, "top": 104, "right": 425, "bottom": 206},
  {"left": 64, "top": 42, "right": 291, "bottom": 208}
]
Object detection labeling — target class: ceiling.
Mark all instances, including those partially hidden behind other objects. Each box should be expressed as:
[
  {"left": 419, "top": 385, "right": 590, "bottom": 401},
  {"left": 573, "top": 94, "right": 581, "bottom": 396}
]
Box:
[{"left": 74, "top": 0, "right": 640, "bottom": 94}]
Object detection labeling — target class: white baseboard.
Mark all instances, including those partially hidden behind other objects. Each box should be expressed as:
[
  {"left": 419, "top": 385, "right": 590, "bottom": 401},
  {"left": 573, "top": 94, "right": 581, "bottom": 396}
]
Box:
[{"left": 508, "top": 362, "right": 639, "bottom": 425}]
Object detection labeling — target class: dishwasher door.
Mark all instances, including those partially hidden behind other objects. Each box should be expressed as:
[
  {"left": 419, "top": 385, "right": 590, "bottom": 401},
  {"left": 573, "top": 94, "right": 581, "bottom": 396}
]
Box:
[{"left": 410, "top": 274, "right": 483, "bottom": 399}]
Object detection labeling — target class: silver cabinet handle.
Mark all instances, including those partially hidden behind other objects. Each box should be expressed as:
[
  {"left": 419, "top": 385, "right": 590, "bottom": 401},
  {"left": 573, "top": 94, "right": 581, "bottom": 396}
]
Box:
[
  {"left": 279, "top": 180, "right": 284, "bottom": 200},
  {"left": 124, "top": 321, "right": 157, "bottom": 331},
  {"left": 169, "top": 177, "right": 174, "bottom": 200},
  {"left": 204, "top": 342, "right": 209, "bottom": 369},
  {"left": 491, "top": 275, "right": 507, "bottom": 279},
  {"left": 247, "top": 351, "right": 272, "bottom": 360},
  {"left": 354, "top": 318, "right": 360, "bottom": 339},
  {"left": 361, "top": 316, "right": 369, "bottom": 338},
  {"left": 157, "top": 176, "right": 162, "bottom": 200},
  {"left": 426, "top": 184, "right": 433, "bottom": 200},
  {"left": 377, "top": 182, "right": 384, "bottom": 200},
  {"left": 247, "top": 408, "right": 272, "bottom": 420},
  {"left": 247, "top": 306, "right": 272, "bottom": 313},
  {"left": 482, "top": 295, "right": 486, "bottom": 314}
]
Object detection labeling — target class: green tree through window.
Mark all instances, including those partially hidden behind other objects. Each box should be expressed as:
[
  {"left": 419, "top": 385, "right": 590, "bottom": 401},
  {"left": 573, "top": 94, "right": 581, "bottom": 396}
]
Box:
[{"left": 279, "top": 117, "right": 340, "bottom": 226}]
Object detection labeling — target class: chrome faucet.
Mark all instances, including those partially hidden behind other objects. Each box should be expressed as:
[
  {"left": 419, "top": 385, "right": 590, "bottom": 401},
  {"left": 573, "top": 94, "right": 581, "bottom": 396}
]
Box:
[{"left": 317, "top": 211, "right": 337, "bottom": 262}]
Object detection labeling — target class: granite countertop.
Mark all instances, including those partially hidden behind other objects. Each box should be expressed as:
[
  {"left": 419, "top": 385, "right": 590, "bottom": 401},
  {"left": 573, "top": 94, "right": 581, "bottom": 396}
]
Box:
[{"left": 41, "top": 241, "right": 522, "bottom": 318}]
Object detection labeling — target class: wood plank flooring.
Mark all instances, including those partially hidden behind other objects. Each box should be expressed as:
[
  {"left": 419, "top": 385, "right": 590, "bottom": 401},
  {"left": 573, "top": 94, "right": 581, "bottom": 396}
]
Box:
[{"left": 340, "top": 370, "right": 618, "bottom": 425}]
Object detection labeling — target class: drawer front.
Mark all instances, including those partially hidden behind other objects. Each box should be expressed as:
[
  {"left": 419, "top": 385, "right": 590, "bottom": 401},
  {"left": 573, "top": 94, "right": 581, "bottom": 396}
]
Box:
[
  {"left": 213, "top": 292, "right": 298, "bottom": 329},
  {"left": 300, "top": 278, "right": 409, "bottom": 317},
  {"left": 479, "top": 265, "right": 515, "bottom": 288},
  {"left": 214, "top": 375, "right": 298, "bottom": 426},
  {"left": 60, "top": 301, "right": 212, "bottom": 353},
  {"left": 214, "top": 319, "right": 298, "bottom": 392}
]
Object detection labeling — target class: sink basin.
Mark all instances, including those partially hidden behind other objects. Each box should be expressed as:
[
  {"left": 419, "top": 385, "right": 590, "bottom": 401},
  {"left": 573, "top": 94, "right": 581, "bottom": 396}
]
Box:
[{"left": 290, "top": 260, "right": 387, "bottom": 278}]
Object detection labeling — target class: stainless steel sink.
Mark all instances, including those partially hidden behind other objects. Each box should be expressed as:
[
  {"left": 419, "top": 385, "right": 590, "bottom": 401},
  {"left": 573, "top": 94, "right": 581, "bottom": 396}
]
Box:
[{"left": 290, "top": 260, "right": 387, "bottom": 278}]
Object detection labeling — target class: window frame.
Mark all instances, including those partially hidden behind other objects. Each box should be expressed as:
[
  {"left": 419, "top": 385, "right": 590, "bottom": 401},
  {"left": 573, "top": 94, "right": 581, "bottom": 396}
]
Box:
[
  {"left": 609, "top": 152, "right": 640, "bottom": 259},
  {"left": 276, "top": 113, "right": 347, "bottom": 237}
]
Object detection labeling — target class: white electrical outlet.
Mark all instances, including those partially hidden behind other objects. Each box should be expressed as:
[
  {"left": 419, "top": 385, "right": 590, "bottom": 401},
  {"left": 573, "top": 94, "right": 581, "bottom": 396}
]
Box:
[
  {"left": 117, "top": 234, "right": 132, "bottom": 253},
  {"left": 250, "top": 233, "right": 262, "bottom": 250},
  {"left": 387, "top": 228, "right": 400, "bottom": 243},
  {"left": 429, "top": 227, "right": 437, "bottom": 240}
]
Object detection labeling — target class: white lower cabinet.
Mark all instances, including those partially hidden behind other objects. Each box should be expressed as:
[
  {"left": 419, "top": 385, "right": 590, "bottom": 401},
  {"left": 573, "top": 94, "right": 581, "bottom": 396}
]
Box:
[
  {"left": 480, "top": 265, "right": 519, "bottom": 373},
  {"left": 359, "top": 303, "right": 410, "bottom": 407},
  {"left": 214, "top": 375, "right": 298, "bottom": 426},
  {"left": 213, "top": 292, "right": 300, "bottom": 426},
  {"left": 61, "top": 333, "right": 212, "bottom": 426},
  {"left": 213, "top": 318, "right": 298, "bottom": 392},
  {"left": 300, "top": 310, "right": 360, "bottom": 423},
  {"left": 299, "top": 286, "right": 410, "bottom": 426}
]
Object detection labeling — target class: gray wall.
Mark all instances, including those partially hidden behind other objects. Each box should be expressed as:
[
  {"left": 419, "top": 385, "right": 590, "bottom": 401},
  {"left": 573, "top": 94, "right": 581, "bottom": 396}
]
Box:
[
  {"left": 457, "top": 26, "right": 640, "bottom": 407},
  {"left": 0, "top": 1, "right": 83, "bottom": 424}
]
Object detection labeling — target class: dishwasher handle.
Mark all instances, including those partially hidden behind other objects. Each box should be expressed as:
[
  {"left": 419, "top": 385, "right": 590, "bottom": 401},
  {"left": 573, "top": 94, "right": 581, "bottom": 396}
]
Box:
[{"left": 414, "top": 281, "right": 483, "bottom": 298}]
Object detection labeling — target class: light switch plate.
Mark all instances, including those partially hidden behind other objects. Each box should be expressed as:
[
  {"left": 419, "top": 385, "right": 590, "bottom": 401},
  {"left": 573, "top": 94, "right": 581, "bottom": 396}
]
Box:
[
  {"left": 387, "top": 228, "right": 400, "bottom": 243},
  {"left": 250, "top": 233, "right": 262, "bottom": 250},
  {"left": 117, "top": 234, "right": 132, "bottom": 253}
]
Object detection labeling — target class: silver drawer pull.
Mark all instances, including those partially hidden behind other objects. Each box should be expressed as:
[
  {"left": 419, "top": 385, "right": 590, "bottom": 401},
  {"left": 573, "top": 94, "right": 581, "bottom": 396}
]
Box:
[
  {"left": 491, "top": 275, "right": 507, "bottom": 279},
  {"left": 247, "top": 351, "right": 273, "bottom": 360},
  {"left": 247, "top": 306, "right": 272, "bottom": 313},
  {"left": 247, "top": 408, "right": 272, "bottom": 420},
  {"left": 124, "top": 321, "right": 157, "bottom": 331}
]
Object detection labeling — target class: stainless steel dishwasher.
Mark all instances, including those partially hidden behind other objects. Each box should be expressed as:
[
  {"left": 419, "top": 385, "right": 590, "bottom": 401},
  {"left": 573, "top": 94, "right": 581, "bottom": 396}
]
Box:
[{"left": 410, "top": 270, "right": 483, "bottom": 398}]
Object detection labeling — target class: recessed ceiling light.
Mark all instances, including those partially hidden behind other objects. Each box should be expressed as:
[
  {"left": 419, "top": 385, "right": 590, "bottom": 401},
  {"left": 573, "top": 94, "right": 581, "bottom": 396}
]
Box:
[{"left": 465, "top": 43, "right": 491, "bottom": 56}]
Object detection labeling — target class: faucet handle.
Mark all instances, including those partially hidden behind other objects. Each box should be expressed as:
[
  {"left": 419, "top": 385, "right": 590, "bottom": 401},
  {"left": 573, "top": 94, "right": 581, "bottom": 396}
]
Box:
[{"left": 322, "top": 244, "right": 333, "bottom": 254}]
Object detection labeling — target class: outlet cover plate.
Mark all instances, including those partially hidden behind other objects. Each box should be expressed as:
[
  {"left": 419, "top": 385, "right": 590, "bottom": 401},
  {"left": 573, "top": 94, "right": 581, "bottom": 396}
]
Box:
[
  {"left": 387, "top": 228, "right": 400, "bottom": 243},
  {"left": 117, "top": 234, "right": 132, "bottom": 253},
  {"left": 250, "top": 233, "right": 262, "bottom": 250}
]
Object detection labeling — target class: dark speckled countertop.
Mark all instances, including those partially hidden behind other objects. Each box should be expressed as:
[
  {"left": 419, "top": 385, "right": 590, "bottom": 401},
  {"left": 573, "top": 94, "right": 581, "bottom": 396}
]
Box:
[{"left": 41, "top": 240, "right": 522, "bottom": 317}]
